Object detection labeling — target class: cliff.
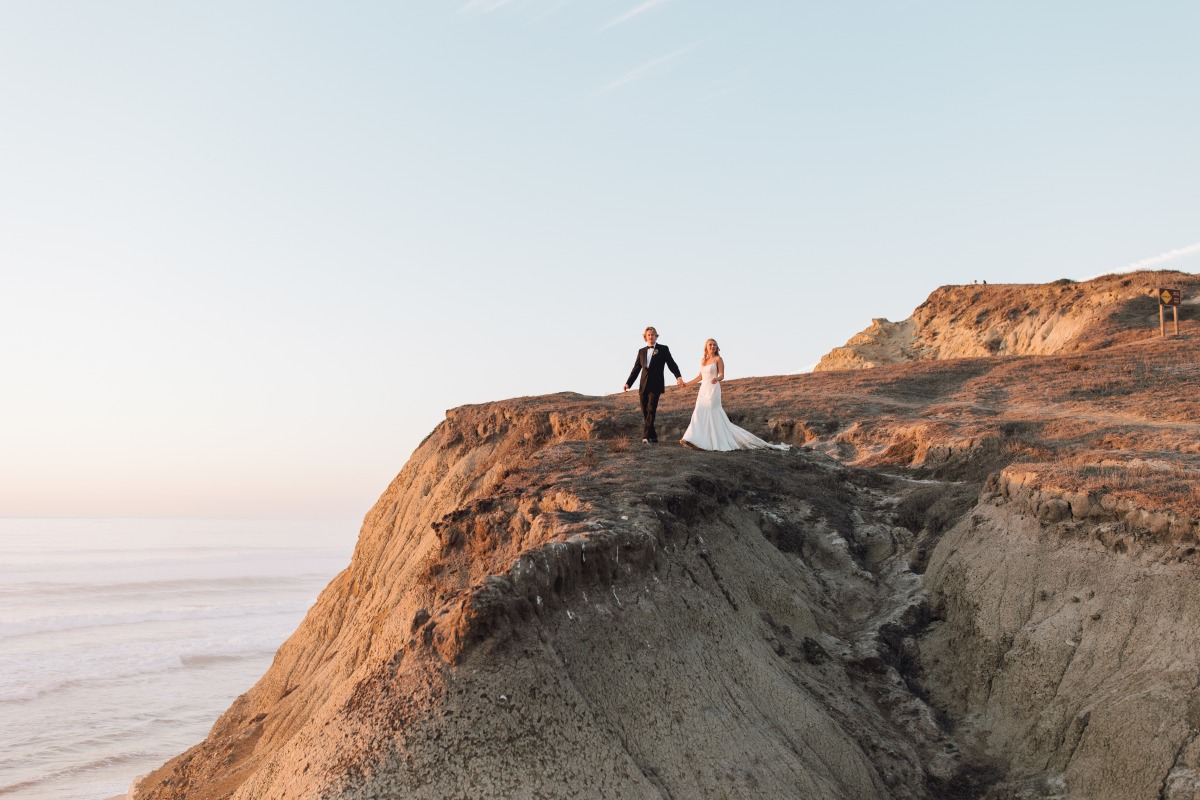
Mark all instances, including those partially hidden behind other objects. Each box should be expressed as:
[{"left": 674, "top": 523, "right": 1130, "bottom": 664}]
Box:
[
  {"left": 134, "top": 270, "right": 1200, "bottom": 799},
  {"left": 131, "top": 394, "right": 971, "bottom": 799},
  {"left": 815, "top": 270, "right": 1200, "bottom": 371}
]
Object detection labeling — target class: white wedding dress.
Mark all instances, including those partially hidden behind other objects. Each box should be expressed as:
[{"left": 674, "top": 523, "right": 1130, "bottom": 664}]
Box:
[{"left": 680, "top": 362, "right": 789, "bottom": 452}]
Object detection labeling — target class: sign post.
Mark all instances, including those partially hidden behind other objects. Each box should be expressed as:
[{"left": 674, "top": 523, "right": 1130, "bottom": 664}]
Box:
[{"left": 1158, "top": 288, "right": 1182, "bottom": 337}]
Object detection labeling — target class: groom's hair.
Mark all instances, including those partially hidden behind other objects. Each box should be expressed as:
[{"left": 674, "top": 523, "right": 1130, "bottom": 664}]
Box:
[{"left": 643, "top": 326, "right": 658, "bottom": 339}]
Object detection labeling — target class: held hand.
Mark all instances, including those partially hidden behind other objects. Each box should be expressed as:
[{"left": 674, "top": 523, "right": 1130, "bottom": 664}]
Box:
[
  {"left": 676, "top": 377, "right": 685, "bottom": 387},
  {"left": 623, "top": 385, "right": 629, "bottom": 392}
]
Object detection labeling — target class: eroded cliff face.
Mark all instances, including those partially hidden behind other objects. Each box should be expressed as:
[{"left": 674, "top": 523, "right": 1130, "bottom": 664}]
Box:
[
  {"left": 135, "top": 271, "right": 1200, "bottom": 800},
  {"left": 922, "top": 494, "right": 1200, "bottom": 800},
  {"left": 815, "top": 270, "right": 1200, "bottom": 372},
  {"left": 801, "top": 271, "right": 1200, "bottom": 799},
  {"left": 132, "top": 393, "right": 985, "bottom": 800}
]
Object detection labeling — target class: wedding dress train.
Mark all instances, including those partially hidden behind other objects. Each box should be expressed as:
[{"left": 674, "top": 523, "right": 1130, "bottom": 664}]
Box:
[{"left": 680, "top": 362, "right": 789, "bottom": 452}]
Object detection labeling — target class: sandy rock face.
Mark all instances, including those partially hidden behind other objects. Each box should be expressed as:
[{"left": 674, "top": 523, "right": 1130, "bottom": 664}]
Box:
[
  {"left": 921, "top": 497, "right": 1200, "bottom": 800},
  {"left": 131, "top": 393, "right": 971, "bottom": 800},
  {"left": 815, "top": 270, "right": 1200, "bottom": 371},
  {"left": 816, "top": 318, "right": 918, "bottom": 371}
]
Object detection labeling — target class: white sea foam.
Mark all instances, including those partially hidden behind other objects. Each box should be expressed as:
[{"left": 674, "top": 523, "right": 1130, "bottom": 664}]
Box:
[{"left": 0, "top": 751, "right": 152, "bottom": 796}]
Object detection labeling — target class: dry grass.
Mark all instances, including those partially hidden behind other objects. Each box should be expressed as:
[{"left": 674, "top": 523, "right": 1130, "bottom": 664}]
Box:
[
  {"left": 1010, "top": 453, "right": 1200, "bottom": 519},
  {"left": 412, "top": 276, "right": 1200, "bottom": 538},
  {"left": 580, "top": 443, "right": 599, "bottom": 468},
  {"left": 709, "top": 328, "right": 1200, "bottom": 521}
]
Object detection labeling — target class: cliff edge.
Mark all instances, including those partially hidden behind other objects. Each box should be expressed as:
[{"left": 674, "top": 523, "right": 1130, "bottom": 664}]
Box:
[{"left": 134, "top": 270, "right": 1200, "bottom": 800}]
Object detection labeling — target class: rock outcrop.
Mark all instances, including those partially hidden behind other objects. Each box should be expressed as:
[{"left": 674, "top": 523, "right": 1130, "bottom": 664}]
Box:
[
  {"left": 815, "top": 270, "right": 1200, "bottom": 371},
  {"left": 134, "top": 270, "right": 1200, "bottom": 800}
]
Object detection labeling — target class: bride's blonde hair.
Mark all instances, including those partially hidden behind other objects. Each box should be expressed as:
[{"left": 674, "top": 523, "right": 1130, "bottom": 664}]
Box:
[{"left": 701, "top": 338, "right": 720, "bottom": 364}]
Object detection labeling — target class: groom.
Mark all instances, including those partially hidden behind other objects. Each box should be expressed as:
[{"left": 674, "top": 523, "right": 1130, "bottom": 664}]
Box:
[{"left": 623, "top": 326, "right": 684, "bottom": 444}]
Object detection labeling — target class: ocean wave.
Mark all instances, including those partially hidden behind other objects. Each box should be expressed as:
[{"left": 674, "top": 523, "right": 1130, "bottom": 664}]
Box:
[
  {"left": 0, "top": 600, "right": 309, "bottom": 641},
  {"left": 0, "top": 549, "right": 349, "bottom": 578},
  {"left": 0, "top": 644, "right": 280, "bottom": 704},
  {"left": 0, "top": 573, "right": 334, "bottom": 599},
  {"left": 0, "top": 749, "right": 155, "bottom": 796}
]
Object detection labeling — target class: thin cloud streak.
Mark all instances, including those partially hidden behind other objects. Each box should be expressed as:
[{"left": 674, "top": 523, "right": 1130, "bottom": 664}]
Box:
[
  {"left": 600, "top": 0, "right": 669, "bottom": 32},
  {"left": 527, "top": 0, "right": 576, "bottom": 25},
  {"left": 1114, "top": 241, "right": 1200, "bottom": 273},
  {"left": 458, "top": 0, "right": 517, "bottom": 16},
  {"left": 593, "top": 41, "right": 703, "bottom": 97}
]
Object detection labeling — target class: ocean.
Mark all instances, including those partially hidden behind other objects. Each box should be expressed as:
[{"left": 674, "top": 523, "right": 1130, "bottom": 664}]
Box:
[{"left": 0, "top": 518, "right": 356, "bottom": 800}]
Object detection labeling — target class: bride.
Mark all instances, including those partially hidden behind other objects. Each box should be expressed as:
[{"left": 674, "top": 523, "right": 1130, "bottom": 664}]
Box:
[{"left": 679, "top": 339, "right": 789, "bottom": 452}]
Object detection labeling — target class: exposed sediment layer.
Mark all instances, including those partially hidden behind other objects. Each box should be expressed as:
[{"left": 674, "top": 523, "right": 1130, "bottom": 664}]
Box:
[
  {"left": 921, "top": 493, "right": 1200, "bottom": 800},
  {"left": 995, "top": 468, "right": 1200, "bottom": 552}
]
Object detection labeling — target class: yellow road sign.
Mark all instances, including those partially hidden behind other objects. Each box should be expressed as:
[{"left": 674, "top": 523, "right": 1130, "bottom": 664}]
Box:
[{"left": 1159, "top": 288, "right": 1182, "bottom": 306}]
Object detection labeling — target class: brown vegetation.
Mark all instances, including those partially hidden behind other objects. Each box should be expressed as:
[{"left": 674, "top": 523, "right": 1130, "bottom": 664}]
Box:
[{"left": 717, "top": 328, "right": 1200, "bottom": 530}]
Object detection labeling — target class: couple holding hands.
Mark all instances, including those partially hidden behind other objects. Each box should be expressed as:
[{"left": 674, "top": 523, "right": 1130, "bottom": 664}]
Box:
[{"left": 622, "top": 326, "right": 788, "bottom": 452}]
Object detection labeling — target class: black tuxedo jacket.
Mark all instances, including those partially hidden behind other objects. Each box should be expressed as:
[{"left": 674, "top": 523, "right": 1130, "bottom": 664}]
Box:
[{"left": 626, "top": 344, "right": 682, "bottom": 394}]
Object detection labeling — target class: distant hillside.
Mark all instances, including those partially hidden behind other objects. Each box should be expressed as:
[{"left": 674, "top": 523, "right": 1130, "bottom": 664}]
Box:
[{"left": 815, "top": 270, "right": 1199, "bottom": 371}]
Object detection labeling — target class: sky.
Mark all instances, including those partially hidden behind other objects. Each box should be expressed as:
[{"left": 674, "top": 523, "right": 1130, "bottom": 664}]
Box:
[{"left": 2, "top": 0, "right": 1198, "bottom": 520}]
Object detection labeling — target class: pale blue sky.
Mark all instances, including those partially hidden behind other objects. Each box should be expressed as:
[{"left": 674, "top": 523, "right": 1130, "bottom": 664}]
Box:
[{"left": 3, "top": 1, "right": 1198, "bottom": 518}]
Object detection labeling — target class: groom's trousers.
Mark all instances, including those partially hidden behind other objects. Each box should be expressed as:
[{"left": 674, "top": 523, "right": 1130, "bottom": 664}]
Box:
[{"left": 639, "top": 390, "right": 661, "bottom": 442}]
